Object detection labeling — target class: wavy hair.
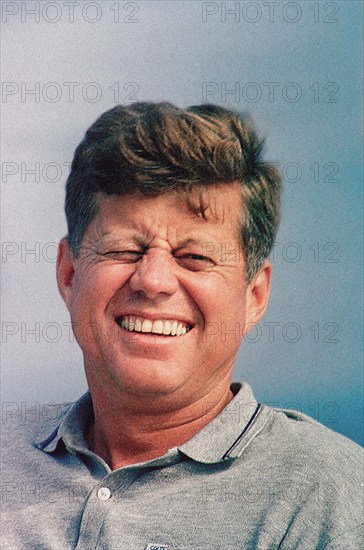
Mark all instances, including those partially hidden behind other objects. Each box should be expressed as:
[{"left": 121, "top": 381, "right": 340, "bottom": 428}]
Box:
[{"left": 65, "top": 102, "right": 282, "bottom": 281}]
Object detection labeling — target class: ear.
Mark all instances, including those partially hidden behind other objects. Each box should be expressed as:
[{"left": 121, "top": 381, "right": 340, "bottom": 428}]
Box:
[
  {"left": 244, "top": 260, "right": 272, "bottom": 333},
  {"left": 56, "top": 238, "right": 75, "bottom": 311}
]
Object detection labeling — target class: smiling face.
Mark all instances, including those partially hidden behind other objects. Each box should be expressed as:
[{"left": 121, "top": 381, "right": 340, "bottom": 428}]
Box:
[{"left": 57, "top": 183, "right": 271, "bottom": 406}]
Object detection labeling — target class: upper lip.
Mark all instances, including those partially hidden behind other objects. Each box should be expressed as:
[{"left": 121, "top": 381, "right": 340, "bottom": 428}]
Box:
[{"left": 115, "top": 312, "right": 195, "bottom": 327}]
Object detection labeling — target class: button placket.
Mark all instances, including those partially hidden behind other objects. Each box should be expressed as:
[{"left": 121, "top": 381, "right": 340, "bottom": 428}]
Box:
[{"left": 75, "top": 470, "right": 155, "bottom": 549}]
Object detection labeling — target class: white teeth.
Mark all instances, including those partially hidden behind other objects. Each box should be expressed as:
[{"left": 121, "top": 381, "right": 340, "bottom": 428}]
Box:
[
  {"left": 162, "top": 320, "right": 171, "bottom": 335},
  {"left": 141, "top": 319, "right": 153, "bottom": 333},
  {"left": 151, "top": 320, "right": 164, "bottom": 334},
  {"left": 119, "top": 316, "right": 190, "bottom": 336}
]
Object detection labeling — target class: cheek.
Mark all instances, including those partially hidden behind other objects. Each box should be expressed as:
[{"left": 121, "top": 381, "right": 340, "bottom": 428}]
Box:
[
  {"left": 182, "top": 274, "right": 247, "bottom": 324},
  {"left": 72, "top": 265, "right": 132, "bottom": 306}
]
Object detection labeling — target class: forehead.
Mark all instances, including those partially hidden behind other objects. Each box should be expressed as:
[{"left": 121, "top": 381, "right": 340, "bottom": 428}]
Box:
[{"left": 87, "top": 183, "right": 243, "bottom": 243}]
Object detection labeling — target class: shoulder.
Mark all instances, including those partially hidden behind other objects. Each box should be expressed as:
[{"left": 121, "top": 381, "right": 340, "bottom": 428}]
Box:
[
  {"left": 244, "top": 405, "right": 364, "bottom": 547},
  {"left": 248, "top": 405, "right": 363, "bottom": 498},
  {"left": 265, "top": 406, "right": 363, "bottom": 475},
  {"left": 224, "top": 403, "right": 363, "bottom": 547}
]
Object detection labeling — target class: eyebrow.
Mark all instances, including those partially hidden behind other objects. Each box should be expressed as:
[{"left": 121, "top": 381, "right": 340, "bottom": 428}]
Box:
[
  {"left": 99, "top": 233, "right": 214, "bottom": 248},
  {"left": 174, "top": 238, "right": 207, "bottom": 249},
  {"left": 99, "top": 232, "right": 147, "bottom": 246}
]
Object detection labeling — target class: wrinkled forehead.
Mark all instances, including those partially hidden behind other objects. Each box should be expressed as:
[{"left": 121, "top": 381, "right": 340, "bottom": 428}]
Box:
[
  {"left": 82, "top": 183, "right": 244, "bottom": 248},
  {"left": 93, "top": 181, "right": 243, "bottom": 224}
]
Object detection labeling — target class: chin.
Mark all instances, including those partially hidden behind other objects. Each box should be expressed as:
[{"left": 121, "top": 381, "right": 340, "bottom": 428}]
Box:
[{"left": 105, "top": 357, "right": 189, "bottom": 397}]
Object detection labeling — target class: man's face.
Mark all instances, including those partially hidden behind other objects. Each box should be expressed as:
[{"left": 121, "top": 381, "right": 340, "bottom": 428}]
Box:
[{"left": 58, "top": 183, "right": 270, "bottom": 404}]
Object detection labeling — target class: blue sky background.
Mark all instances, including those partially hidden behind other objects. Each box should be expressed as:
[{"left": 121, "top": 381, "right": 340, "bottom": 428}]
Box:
[{"left": 1, "top": 1, "right": 363, "bottom": 444}]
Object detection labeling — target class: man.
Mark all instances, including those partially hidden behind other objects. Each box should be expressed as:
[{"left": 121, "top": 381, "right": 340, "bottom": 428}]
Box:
[{"left": 2, "top": 102, "right": 363, "bottom": 549}]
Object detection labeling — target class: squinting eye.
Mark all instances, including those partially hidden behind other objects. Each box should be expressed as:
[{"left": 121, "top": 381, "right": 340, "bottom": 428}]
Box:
[
  {"left": 175, "top": 253, "right": 215, "bottom": 271},
  {"left": 104, "top": 250, "right": 143, "bottom": 262},
  {"left": 189, "top": 254, "right": 211, "bottom": 261}
]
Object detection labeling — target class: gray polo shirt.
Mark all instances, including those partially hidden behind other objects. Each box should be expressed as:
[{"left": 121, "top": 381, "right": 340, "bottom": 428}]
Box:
[{"left": 1, "top": 383, "right": 363, "bottom": 549}]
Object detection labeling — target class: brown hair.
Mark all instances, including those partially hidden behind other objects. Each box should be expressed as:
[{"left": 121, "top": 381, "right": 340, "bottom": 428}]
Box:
[{"left": 65, "top": 102, "right": 281, "bottom": 280}]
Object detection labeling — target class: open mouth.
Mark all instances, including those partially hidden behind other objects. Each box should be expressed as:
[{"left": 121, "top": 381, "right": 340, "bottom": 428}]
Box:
[{"left": 116, "top": 315, "right": 192, "bottom": 337}]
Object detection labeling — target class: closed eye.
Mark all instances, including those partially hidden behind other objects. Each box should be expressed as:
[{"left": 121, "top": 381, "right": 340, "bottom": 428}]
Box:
[
  {"left": 103, "top": 250, "right": 143, "bottom": 263},
  {"left": 175, "top": 253, "right": 215, "bottom": 271}
]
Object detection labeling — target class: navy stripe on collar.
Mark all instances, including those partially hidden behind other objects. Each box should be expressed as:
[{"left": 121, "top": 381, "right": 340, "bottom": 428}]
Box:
[{"left": 222, "top": 403, "right": 262, "bottom": 459}]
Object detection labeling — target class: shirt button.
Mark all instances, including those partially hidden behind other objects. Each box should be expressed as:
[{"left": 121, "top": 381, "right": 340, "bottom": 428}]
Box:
[{"left": 97, "top": 487, "right": 111, "bottom": 501}]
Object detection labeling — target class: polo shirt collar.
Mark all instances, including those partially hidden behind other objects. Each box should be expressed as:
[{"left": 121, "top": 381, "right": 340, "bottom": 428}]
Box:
[
  {"left": 35, "top": 383, "right": 272, "bottom": 465},
  {"left": 35, "top": 392, "right": 93, "bottom": 454},
  {"left": 179, "top": 383, "right": 271, "bottom": 463}
]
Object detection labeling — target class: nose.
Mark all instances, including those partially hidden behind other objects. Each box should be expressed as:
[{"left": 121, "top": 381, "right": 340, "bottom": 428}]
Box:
[{"left": 129, "top": 248, "right": 179, "bottom": 299}]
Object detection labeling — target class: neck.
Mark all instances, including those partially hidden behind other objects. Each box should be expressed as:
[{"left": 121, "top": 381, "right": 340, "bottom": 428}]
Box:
[{"left": 86, "top": 381, "right": 234, "bottom": 470}]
